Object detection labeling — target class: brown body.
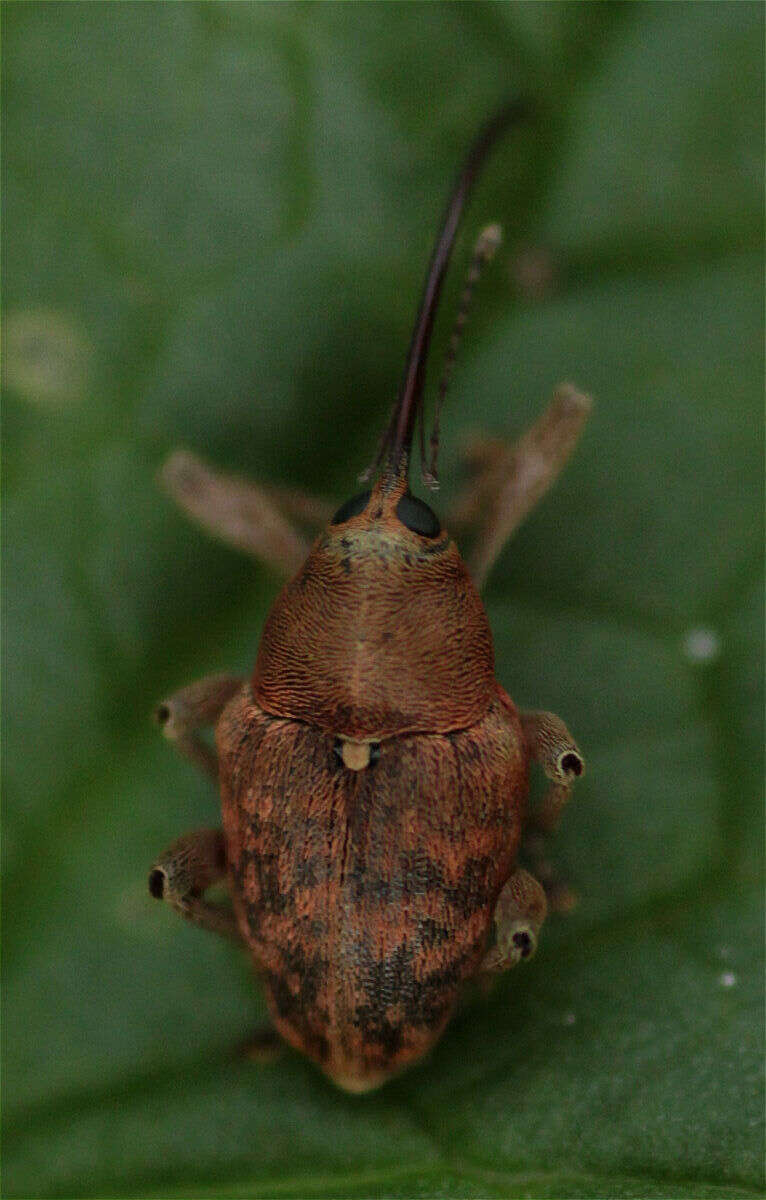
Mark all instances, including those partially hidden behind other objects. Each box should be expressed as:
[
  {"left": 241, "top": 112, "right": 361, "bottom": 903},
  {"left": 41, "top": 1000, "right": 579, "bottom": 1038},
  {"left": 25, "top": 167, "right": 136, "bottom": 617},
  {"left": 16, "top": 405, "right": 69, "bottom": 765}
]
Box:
[
  {"left": 216, "top": 477, "right": 527, "bottom": 1088},
  {"left": 218, "top": 683, "right": 525, "bottom": 1090},
  {"left": 252, "top": 492, "right": 494, "bottom": 740},
  {"left": 149, "top": 104, "right": 587, "bottom": 1094}
]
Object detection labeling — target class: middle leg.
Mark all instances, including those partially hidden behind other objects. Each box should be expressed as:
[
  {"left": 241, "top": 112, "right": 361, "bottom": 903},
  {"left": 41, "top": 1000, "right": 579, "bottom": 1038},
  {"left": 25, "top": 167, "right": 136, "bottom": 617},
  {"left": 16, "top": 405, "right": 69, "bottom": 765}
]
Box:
[
  {"left": 521, "top": 708, "right": 584, "bottom": 835},
  {"left": 149, "top": 827, "right": 241, "bottom": 940},
  {"left": 520, "top": 709, "right": 584, "bottom": 913}
]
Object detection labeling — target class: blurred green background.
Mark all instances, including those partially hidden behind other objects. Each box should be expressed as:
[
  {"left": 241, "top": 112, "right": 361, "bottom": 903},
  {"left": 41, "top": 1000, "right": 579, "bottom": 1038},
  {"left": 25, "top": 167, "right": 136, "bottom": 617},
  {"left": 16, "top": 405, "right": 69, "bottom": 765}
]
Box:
[{"left": 3, "top": 3, "right": 763, "bottom": 1198}]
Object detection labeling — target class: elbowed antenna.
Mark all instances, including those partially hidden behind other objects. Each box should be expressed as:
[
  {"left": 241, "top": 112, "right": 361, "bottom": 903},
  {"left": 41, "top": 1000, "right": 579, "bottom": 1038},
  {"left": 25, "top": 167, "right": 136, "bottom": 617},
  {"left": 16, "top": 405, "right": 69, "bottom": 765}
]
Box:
[{"left": 376, "top": 97, "right": 533, "bottom": 482}]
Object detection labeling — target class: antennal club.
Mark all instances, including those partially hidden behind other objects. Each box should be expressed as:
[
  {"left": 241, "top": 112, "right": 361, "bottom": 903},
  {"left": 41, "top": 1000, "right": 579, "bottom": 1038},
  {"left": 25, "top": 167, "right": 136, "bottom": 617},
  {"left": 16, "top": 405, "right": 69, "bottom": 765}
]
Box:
[
  {"left": 377, "top": 97, "right": 532, "bottom": 483},
  {"left": 423, "top": 222, "right": 503, "bottom": 489}
]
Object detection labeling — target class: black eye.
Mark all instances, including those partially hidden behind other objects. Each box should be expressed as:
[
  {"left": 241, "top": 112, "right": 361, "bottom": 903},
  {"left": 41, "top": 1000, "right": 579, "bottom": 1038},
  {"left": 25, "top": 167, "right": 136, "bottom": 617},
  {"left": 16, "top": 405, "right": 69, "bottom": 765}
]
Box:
[
  {"left": 396, "top": 491, "right": 441, "bottom": 537},
  {"left": 331, "top": 490, "right": 371, "bottom": 525}
]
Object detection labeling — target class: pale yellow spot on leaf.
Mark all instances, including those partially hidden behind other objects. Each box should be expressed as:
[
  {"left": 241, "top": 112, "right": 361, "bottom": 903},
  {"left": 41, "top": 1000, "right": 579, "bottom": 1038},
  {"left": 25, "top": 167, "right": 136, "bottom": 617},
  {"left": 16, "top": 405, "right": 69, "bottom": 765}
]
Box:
[{"left": 3, "top": 308, "right": 91, "bottom": 406}]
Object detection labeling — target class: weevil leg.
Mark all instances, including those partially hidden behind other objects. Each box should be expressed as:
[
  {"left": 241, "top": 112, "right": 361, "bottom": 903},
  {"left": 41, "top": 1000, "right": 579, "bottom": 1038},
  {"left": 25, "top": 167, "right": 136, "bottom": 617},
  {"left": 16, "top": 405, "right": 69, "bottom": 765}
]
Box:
[
  {"left": 521, "top": 708, "right": 584, "bottom": 835},
  {"left": 262, "top": 483, "right": 335, "bottom": 530},
  {"left": 239, "top": 1024, "right": 285, "bottom": 1064},
  {"left": 160, "top": 448, "right": 332, "bottom": 576},
  {"left": 522, "top": 831, "right": 579, "bottom": 915},
  {"left": 480, "top": 867, "right": 547, "bottom": 973},
  {"left": 448, "top": 384, "right": 592, "bottom": 591},
  {"left": 148, "top": 827, "right": 241, "bottom": 940},
  {"left": 155, "top": 673, "right": 244, "bottom": 780},
  {"left": 520, "top": 709, "right": 584, "bottom": 913}
]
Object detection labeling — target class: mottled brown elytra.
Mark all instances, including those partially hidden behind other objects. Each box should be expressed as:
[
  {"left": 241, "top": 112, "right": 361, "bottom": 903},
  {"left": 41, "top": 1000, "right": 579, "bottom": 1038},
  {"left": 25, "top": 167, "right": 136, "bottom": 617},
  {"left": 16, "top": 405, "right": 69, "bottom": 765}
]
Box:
[{"left": 149, "top": 101, "right": 589, "bottom": 1092}]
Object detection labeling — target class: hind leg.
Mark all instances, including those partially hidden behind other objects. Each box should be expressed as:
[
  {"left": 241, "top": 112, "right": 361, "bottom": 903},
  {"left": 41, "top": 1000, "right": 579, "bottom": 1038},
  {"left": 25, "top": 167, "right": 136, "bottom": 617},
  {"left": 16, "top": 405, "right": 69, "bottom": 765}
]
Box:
[{"left": 481, "top": 867, "right": 547, "bottom": 973}]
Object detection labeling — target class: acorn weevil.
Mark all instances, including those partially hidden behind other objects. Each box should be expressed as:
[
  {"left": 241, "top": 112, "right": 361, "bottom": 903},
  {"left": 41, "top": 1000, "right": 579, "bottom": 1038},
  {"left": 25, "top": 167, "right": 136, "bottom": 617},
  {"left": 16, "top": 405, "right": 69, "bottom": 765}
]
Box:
[{"left": 149, "top": 101, "right": 590, "bottom": 1093}]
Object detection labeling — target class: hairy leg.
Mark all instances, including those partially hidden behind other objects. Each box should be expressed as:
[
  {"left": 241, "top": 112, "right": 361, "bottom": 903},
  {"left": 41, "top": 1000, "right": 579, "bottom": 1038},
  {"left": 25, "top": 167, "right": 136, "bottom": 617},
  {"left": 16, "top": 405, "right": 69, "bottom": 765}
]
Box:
[
  {"left": 148, "top": 827, "right": 240, "bottom": 940},
  {"left": 520, "top": 709, "right": 584, "bottom": 912},
  {"left": 155, "top": 673, "right": 244, "bottom": 780},
  {"left": 480, "top": 867, "right": 547, "bottom": 972},
  {"left": 449, "top": 383, "right": 591, "bottom": 590},
  {"left": 521, "top": 708, "right": 584, "bottom": 834},
  {"left": 160, "top": 449, "right": 331, "bottom": 575}
]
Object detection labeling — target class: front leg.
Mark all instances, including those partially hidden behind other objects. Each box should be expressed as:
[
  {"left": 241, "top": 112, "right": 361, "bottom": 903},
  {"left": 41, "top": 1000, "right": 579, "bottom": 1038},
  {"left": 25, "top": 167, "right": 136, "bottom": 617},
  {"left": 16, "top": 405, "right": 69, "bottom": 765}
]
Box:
[
  {"left": 521, "top": 709, "right": 584, "bottom": 834},
  {"left": 160, "top": 449, "right": 333, "bottom": 576},
  {"left": 149, "top": 827, "right": 241, "bottom": 941},
  {"left": 449, "top": 384, "right": 591, "bottom": 591},
  {"left": 481, "top": 867, "right": 547, "bottom": 972},
  {"left": 520, "top": 709, "right": 584, "bottom": 913},
  {"left": 155, "top": 673, "right": 244, "bottom": 780}
]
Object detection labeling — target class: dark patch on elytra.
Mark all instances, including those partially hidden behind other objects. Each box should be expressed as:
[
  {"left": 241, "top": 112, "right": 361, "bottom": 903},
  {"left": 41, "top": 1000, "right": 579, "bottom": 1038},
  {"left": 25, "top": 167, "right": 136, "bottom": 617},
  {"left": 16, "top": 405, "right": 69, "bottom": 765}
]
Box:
[
  {"left": 345, "top": 849, "right": 494, "bottom": 916},
  {"left": 351, "top": 939, "right": 471, "bottom": 1051},
  {"left": 403, "top": 950, "right": 478, "bottom": 1029},
  {"left": 232, "top": 809, "right": 338, "bottom": 928},
  {"left": 255, "top": 864, "right": 289, "bottom": 919},
  {"left": 443, "top": 855, "right": 494, "bottom": 918},
  {"left": 292, "top": 851, "right": 334, "bottom": 890},
  {"left": 353, "top": 942, "right": 416, "bottom": 1023},
  {"left": 397, "top": 850, "right": 445, "bottom": 895},
  {"left": 416, "top": 916, "right": 452, "bottom": 948},
  {"left": 280, "top": 941, "right": 329, "bottom": 1011},
  {"left": 262, "top": 968, "right": 330, "bottom": 1064},
  {"left": 351, "top": 1006, "right": 405, "bottom": 1058}
]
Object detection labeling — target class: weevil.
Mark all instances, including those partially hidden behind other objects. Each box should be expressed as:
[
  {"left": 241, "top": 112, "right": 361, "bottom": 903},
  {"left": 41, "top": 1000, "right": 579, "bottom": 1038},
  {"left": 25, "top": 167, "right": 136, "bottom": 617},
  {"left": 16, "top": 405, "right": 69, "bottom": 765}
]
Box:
[{"left": 149, "top": 101, "right": 590, "bottom": 1093}]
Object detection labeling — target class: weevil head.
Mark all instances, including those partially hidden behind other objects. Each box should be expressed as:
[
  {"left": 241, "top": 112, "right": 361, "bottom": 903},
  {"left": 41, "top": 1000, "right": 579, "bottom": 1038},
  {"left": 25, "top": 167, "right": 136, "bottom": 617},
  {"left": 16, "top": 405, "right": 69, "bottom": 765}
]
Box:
[
  {"left": 325, "top": 469, "right": 443, "bottom": 559},
  {"left": 253, "top": 101, "right": 531, "bottom": 739}
]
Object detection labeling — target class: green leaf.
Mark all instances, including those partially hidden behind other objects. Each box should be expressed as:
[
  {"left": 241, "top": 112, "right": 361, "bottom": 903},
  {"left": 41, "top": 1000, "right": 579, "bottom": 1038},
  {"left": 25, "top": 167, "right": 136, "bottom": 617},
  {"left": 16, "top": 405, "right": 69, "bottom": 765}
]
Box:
[{"left": 4, "top": 3, "right": 763, "bottom": 1197}]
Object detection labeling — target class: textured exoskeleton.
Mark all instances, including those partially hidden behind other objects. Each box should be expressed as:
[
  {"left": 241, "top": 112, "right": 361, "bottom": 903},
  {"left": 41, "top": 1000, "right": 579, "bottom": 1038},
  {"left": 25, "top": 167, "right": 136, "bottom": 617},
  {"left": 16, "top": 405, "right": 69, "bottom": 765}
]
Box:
[{"left": 149, "top": 102, "right": 588, "bottom": 1092}]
